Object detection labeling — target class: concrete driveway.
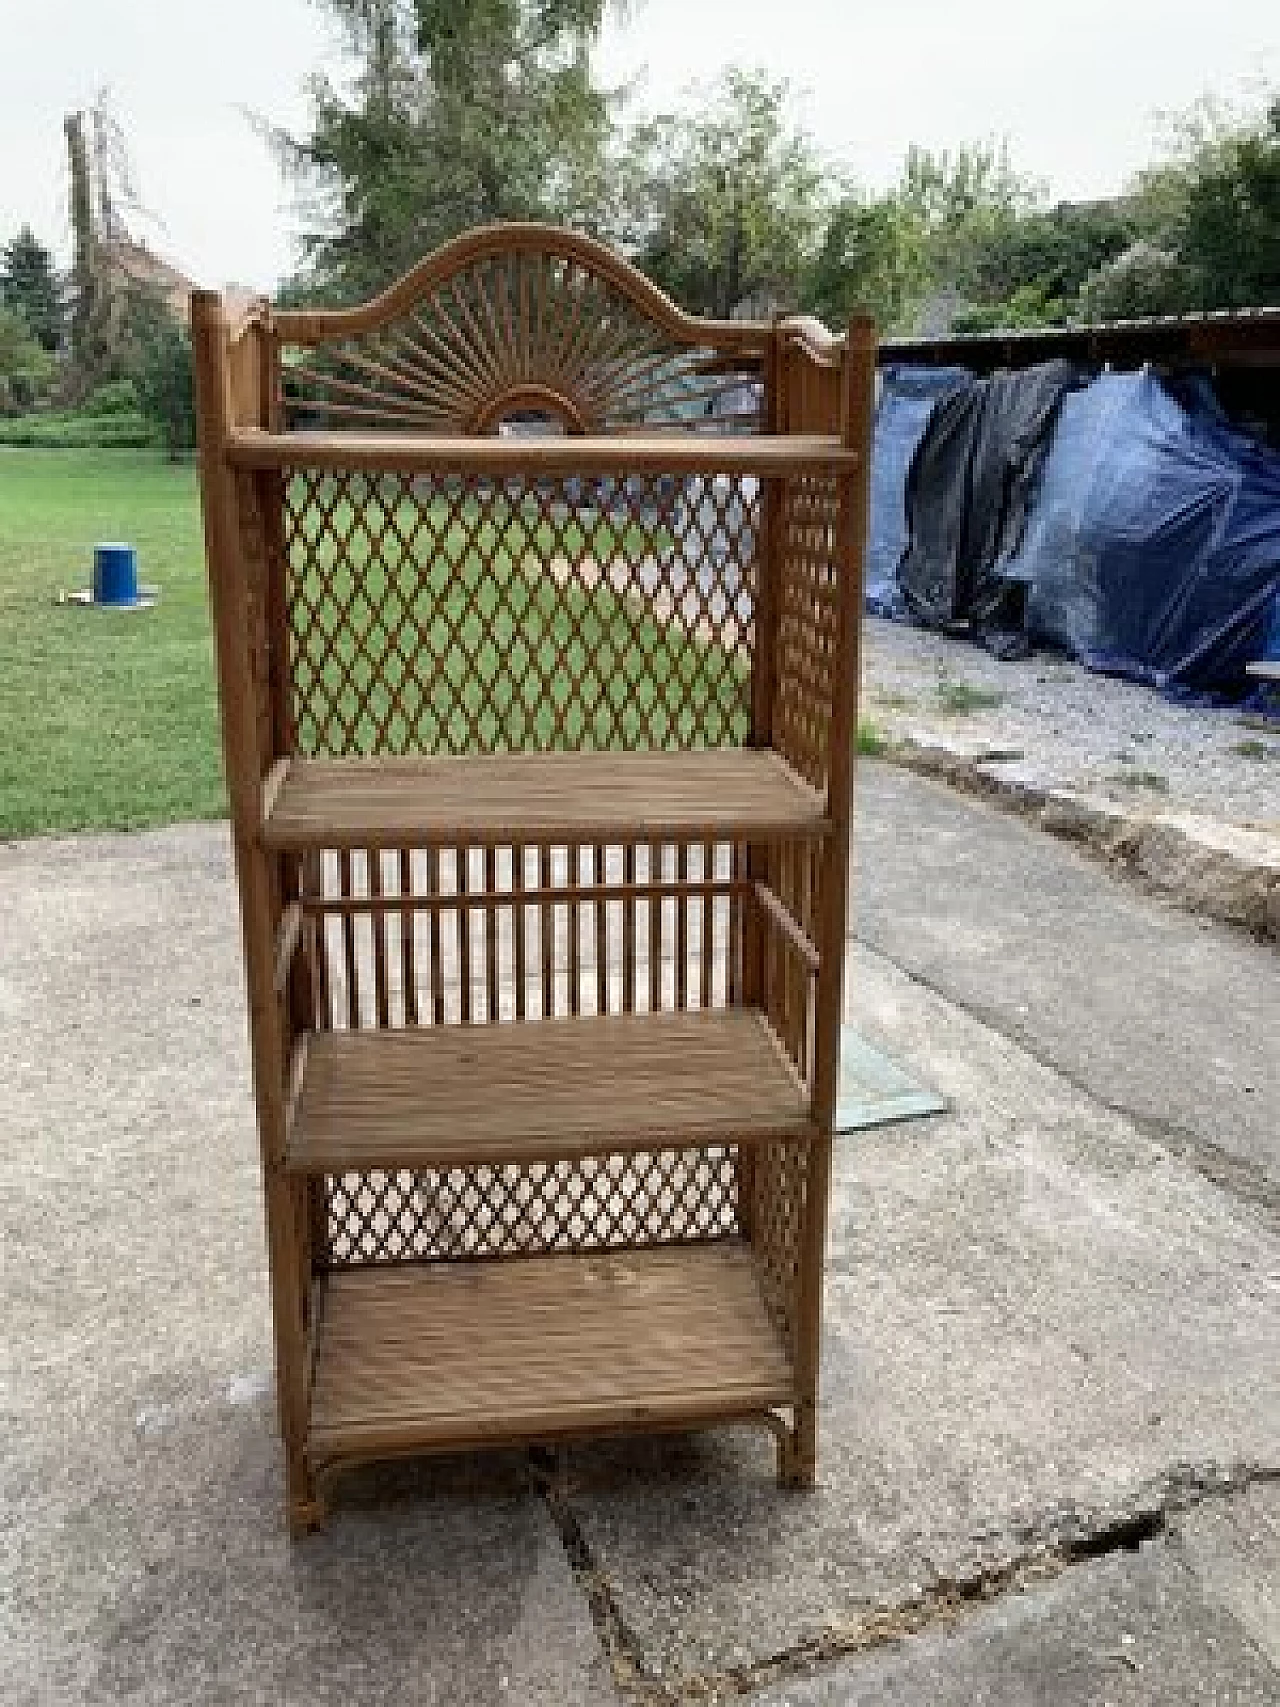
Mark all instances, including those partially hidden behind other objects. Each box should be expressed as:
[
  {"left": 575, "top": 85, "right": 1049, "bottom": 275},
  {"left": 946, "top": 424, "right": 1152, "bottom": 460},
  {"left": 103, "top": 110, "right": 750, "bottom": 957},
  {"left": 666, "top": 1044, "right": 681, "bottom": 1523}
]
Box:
[{"left": 2, "top": 764, "right": 1276, "bottom": 1704}]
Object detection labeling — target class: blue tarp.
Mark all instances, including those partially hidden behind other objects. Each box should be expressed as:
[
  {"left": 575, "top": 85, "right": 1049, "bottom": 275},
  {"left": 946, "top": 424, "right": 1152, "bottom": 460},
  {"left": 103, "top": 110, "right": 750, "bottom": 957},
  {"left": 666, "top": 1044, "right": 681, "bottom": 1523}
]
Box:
[
  {"left": 1262, "top": 590, "right": 1280, "bottom": 665},
  {"left": 1000, "top": 369, "right": 1280, "bottom": 698},
  {"left": 866, "top": 365, "right": 969, "bottom": 616},
  {"left": 869, "top": 363, "right": 1280, "bottom": 703}
]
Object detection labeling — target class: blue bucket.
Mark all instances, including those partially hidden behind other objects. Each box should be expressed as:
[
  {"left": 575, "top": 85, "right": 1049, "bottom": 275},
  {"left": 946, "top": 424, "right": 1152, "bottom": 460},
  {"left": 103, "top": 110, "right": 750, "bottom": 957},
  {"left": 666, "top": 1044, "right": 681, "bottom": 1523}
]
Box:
[{"left": 93, "top": 542, "right": 139, "bottom": 606}]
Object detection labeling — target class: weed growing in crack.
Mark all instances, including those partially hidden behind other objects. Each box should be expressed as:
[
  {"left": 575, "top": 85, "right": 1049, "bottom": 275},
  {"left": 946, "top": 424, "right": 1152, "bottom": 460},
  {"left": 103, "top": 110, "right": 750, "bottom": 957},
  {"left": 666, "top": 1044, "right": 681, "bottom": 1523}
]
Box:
[
  {"left": 1231, "top": 739, "right": 1275, "bottom": 761},
  {"left": 1109, "top": 769, "right": 1170, "bottom": 792},
  {"left": 936, "top": 679, "right": 1005, "bottom": 715}
]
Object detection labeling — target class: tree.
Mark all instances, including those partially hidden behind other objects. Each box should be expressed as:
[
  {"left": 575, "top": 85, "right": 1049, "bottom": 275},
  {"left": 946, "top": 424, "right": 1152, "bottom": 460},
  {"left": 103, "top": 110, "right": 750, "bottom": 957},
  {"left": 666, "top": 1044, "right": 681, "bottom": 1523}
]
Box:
[
  {"left": 63, "top": 96, "right": 152, "bottom": 396},
  {"left": 1118, "top": 89, "right": 1279, "bottom": 313},
  {"left": 1, "top": 227, "right": 64, "bottom": 352},
  {"left": 1077, "top": 239, "right": 1193, "bottom": 320},
  {"left": 121, "top": 287, "right": 195, "bottom": 454},
  {"left": 898, "top": 140, "right": 1041, "bottom": 302},
  {"left": 1179, "top": 97, "right": 1280, "bottom": 307},
  {"left": 803, "top": 194, "right": 926, "bottom": 333},
  {"left": 965, "top": 201, "right": 1136, "bottom": 318},
  {"left": 616, "top": 70, "right": 826, "bottom": 318},
  {"left": 277, "top": 0, "right": 620, "bottom": 299},
  {"left": 0, "top": 305, "right": 55, "bottom": 414}
]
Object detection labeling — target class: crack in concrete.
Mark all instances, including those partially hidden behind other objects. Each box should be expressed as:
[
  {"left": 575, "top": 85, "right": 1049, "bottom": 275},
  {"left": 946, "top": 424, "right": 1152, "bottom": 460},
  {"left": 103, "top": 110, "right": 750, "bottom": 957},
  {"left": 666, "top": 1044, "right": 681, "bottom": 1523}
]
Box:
[
  {"left": 853, "top": 931, "right": 1280, "bottom": 1228},
  {"left": 539, "top": 1458, "right": 1279, "bottom": 1704},
  {"left": 531, "top": 1446, "right": 653, "bottom": 1698}
]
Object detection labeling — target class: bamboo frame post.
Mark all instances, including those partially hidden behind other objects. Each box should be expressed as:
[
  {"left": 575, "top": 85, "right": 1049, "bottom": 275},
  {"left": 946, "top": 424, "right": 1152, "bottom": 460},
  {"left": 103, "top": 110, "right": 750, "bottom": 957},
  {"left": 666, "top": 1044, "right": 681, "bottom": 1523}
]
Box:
[
  {"left": 740, "top": 319, "right": 788, "bottom": 1240},
  {"left": 786, "top": 312, "right": 877, "bottom": 1487},
  {"left": 191, "top": 290, "right": 320, "bottom": 1531}
]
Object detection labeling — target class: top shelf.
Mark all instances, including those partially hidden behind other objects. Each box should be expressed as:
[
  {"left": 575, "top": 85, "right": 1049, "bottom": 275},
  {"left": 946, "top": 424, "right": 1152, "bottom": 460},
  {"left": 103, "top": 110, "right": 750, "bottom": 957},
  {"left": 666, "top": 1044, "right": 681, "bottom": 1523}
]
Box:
[{"left": 225, "top": 429, "right": 859, "bottom": 477}]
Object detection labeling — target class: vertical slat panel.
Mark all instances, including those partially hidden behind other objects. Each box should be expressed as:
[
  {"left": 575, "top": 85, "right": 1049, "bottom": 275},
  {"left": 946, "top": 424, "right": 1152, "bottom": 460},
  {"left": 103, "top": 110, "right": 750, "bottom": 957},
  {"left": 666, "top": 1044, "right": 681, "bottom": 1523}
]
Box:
[
  {"left": 338, "top": 848, "right": 358, "bottom": 1029},
  {"left": 622, "top": 842, "right": 637, "bottom": 1014},
  {"left": 540, "top": 844, "right": 554, "bottom": 1018},
  {"left": 514, "top": 842, "right": 528, "bottom": 1021},
  {"left": 369, "top": 847, "right": 390, "bottom": 1029},
  {"left": 728, "top": 841, "right": 744, "bottom": 1008},
  {"left": 313, "top": 852, "right": 331, "bottom": 1030},
  {"left": 399, "top": 847, "right": 418, "bottom": 1026},
  {"left": 594, "top": 844, "right": 608, "bottom": 1017},
  {"left": 648, "top": 840, "right": 662, "bottom": 1015},
  {"left": 699, "top": 841, "right": 714, "bottom": 1012},
  {"left": 785, "top": 840, "right": 801, "bottom": 1063},
  {"left": 457, "top": 844, "right": 473, "bottom": 1024},
  {"left": 486, "top": 846, "right": 500, "bottom": 1024},
  {"left": 568, "top": 842, "right": 581, "bottom": 1016},
  {"left": 675, "top": 842, "right": 689, "bottom": 1011},
  {"left": 427, "top": 845, "right": 444, "bottom": 1028}
]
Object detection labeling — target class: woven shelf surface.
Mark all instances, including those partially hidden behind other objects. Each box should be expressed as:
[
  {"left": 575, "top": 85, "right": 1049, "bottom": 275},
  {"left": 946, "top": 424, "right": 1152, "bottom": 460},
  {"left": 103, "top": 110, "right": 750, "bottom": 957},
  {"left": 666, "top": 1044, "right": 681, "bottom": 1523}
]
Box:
[
  {"left": 309, "top": 1241, "right": 795, "bottom": 1461},
  {"left": 288, "top": 1007, "right": 812, "bottom": 1171},
  {"left": 264, "top": 748, "right": 829, "bottom": 848}
]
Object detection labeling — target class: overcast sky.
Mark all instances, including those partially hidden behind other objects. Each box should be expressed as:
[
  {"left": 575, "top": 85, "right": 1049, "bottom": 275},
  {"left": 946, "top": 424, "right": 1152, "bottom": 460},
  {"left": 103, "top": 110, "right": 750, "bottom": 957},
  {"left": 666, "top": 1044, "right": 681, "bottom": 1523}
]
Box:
[{"left": 1, "top": 0, "right": 1274, "bottom": 292}]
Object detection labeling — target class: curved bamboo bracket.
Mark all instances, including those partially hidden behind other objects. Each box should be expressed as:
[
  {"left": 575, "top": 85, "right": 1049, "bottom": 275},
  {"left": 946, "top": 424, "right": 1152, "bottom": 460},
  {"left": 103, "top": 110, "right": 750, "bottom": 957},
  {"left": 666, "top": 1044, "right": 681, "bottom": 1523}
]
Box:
[{"left": 272, "top": 222, "right": 772, "bottom": 354}]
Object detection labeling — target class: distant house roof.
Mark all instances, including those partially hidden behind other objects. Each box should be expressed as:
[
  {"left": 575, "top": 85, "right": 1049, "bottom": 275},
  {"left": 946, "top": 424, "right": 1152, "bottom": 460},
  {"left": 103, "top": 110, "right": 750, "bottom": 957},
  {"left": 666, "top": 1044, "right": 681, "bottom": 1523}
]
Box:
[
  {"left": 103, "top": 237, "right": 195, "bottom": 319},
  {"left": 102, "top": 237, "right": 261, "bottom": 326}
]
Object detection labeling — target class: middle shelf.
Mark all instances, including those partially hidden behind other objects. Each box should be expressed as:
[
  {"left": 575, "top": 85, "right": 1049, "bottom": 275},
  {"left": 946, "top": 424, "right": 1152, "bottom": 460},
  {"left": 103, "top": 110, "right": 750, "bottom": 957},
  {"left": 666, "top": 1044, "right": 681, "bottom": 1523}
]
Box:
[
  {"left": 261, "top": 747, "right": 829, "bottom": 849},
  {"left": 287, "top": 1006, "right": 813, "bottom": 1171}
]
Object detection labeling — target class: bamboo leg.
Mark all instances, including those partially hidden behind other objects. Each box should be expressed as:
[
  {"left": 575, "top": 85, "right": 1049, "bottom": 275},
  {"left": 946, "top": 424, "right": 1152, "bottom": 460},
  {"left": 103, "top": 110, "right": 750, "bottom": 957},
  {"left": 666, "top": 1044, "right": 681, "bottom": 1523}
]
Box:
[{"left": 786, "top": 317, "right": 877, "bottom": 1494}]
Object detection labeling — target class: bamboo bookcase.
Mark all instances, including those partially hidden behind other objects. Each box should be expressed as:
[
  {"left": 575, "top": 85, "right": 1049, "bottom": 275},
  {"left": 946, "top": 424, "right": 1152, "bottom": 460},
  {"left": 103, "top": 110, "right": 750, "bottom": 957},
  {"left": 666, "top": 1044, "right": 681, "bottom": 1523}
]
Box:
[{"left": 192, "top": 225, "right": 875, "bottom": 1532}]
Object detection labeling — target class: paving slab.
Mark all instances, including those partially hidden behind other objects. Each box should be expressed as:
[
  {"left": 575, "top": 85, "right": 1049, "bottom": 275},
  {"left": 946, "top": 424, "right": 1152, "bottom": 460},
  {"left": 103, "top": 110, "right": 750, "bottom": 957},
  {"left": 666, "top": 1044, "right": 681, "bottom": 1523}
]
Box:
[
  {"left": 559, "top": 942, "right": 1279, "bottom": 1684},
  {"left": 1174, "top": 1481, "right": 1280, "bottom": 1672},
  {"left": 854, "top": 762, "right": 1280, "bottom": 1201},
  {"left": 750, "top": 1524, "right": 1280, "bottom": 1705},
  {"left": 0, "top": 825, "right": 620, "bottom": 1707}
]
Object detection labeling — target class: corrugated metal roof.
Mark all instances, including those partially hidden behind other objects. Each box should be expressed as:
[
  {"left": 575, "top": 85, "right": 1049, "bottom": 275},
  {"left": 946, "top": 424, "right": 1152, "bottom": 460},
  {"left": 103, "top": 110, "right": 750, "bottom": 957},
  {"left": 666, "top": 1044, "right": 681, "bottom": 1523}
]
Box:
[{"left": 880, "top": 306, "right": 1280, "bottom": 370}]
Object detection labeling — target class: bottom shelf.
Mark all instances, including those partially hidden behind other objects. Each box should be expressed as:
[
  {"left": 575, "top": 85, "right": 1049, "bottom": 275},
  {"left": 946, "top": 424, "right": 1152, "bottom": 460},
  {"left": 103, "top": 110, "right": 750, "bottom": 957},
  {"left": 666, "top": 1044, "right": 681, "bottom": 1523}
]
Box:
[{"left": 309, "top": 1242, "right": 794, "bottom": 1464}]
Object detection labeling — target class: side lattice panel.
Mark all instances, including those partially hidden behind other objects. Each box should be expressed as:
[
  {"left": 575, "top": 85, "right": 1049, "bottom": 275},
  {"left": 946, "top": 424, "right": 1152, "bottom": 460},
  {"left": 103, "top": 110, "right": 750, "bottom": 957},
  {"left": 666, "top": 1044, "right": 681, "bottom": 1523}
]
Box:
[
  {"left": 772, "top": 474, "right": 842, "bottom": 793},
  {"left": 750, "top": 1138, "right": 810, "bottom": 1360}
]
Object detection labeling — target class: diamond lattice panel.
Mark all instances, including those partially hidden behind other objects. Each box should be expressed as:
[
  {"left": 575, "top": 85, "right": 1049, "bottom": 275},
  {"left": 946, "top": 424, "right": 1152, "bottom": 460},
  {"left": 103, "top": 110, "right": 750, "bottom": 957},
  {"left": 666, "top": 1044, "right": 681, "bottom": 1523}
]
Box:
[
  {"left": 773, "top": 475, "right": 842, "bottom": 792},
  {"left": 325, "top": 1147, "right": 741, "bottom": 1265},
  {"left": 282, "top": 470, "right": 756, "bottom": 757},
  {"left": 751, "top": 1137, "right": 809, "bottom": 1355}
]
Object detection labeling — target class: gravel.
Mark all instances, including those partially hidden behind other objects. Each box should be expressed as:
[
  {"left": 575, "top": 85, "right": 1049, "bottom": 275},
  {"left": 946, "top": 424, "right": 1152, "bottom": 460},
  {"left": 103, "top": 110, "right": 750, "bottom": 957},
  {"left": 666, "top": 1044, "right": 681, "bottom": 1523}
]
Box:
[{"left": 861, "top": 618, "right": 1280, "bottom": 835}]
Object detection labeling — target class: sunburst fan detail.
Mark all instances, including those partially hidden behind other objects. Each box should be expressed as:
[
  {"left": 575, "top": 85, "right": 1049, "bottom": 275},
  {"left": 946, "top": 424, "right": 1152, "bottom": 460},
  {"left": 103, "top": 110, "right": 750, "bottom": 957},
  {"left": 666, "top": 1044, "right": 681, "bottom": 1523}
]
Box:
[{"left": 280, "top": 234, "right": 765, "bottom": 436}]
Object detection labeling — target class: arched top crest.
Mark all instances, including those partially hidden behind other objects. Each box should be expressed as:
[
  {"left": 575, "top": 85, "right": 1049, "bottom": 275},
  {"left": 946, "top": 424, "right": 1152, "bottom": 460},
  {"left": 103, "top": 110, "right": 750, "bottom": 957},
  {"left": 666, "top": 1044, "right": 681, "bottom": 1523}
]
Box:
[{"left": 270, "top": 224, "right": 771, "bottom": 437}]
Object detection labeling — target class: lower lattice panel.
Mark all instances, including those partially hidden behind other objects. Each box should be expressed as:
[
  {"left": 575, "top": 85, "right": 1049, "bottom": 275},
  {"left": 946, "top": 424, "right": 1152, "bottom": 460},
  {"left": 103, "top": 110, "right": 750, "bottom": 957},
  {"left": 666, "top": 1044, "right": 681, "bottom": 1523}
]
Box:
[
  {"left": 308, "top": 1241, "right": 795, "bottom": 1464},
  {"left": 325, "top": 1147, "right": 743, "bottom": 1263}
]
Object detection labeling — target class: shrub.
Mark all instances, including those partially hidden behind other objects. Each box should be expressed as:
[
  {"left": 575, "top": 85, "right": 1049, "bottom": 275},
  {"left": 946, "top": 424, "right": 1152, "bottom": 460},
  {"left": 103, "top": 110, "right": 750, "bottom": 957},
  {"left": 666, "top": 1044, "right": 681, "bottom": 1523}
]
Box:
[
  {"left": 81, "top": 378, "right": 142, "bottom": 417},
  {"left": 123, "top": 290, "right": 195, "bottom": 456},
  {"left": 0, "top": 305, "right": 55, "bottom": 414},
  {"left": 0, "top": 409, "right": 160, "bottom": 449}
]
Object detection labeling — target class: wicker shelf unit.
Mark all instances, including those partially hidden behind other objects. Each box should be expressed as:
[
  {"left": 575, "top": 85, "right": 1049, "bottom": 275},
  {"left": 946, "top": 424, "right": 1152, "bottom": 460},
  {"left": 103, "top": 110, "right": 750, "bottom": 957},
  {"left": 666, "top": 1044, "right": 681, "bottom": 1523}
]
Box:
[{"left": 192, "top": 224, "right": 874, "bottom": 1532}]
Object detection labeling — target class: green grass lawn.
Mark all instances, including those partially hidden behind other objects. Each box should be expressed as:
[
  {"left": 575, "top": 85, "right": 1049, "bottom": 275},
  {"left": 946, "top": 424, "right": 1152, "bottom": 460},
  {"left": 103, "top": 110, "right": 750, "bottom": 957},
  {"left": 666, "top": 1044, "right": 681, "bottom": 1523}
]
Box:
[
  {"left": 0, "top": 449, "right": 225, "bottom": 835},
  {"left": 0, "top": 451, "right": 746, "bottom": 836}
]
